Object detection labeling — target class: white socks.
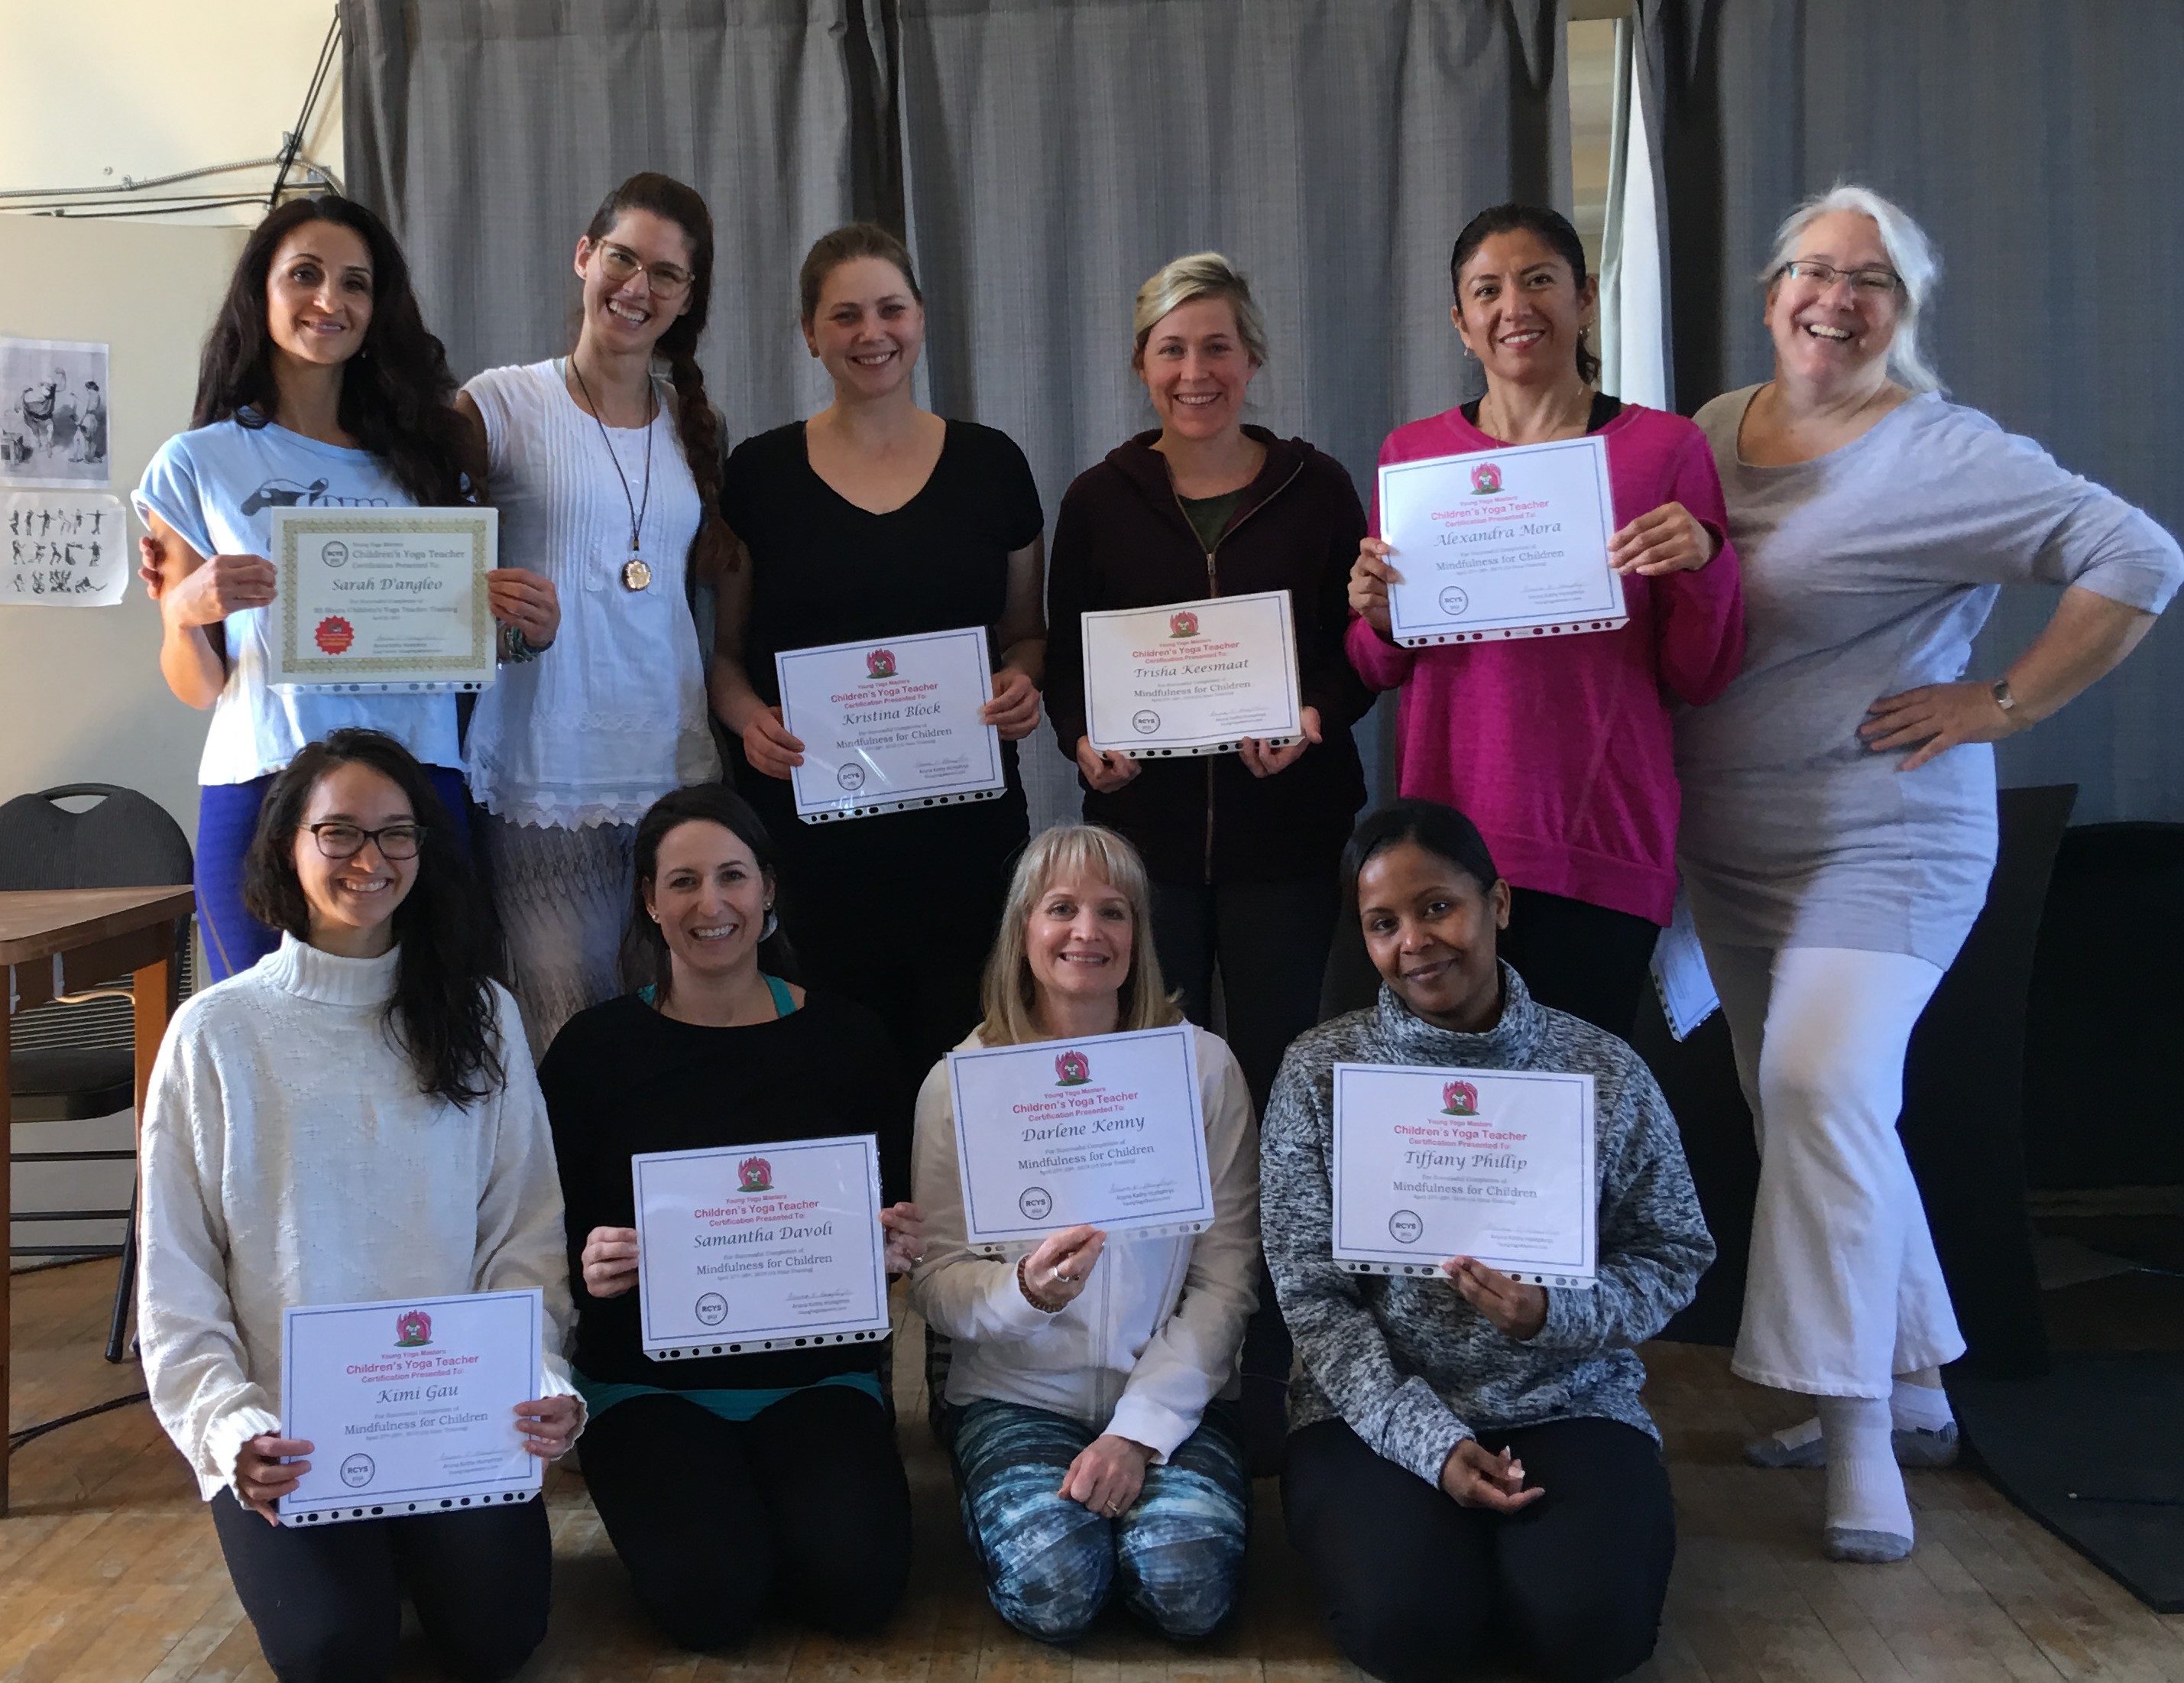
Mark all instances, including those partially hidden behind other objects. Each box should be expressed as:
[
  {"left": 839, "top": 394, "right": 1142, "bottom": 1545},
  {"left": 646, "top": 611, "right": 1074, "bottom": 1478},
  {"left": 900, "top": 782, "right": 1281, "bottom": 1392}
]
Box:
[
  {"left": 1817, "top": 1394, "right": 1913, "bottom": 1560},
  {"left": 1890, "top": 1375, "right": 1953, "bottom": 1433}
]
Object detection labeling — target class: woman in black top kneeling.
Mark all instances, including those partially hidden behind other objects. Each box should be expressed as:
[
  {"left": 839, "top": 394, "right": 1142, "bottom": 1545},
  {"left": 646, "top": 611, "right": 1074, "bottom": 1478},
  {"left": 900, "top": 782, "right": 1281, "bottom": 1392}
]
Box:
[{"left": 540, "top": 784, "right": 923, "bottom": 1650}]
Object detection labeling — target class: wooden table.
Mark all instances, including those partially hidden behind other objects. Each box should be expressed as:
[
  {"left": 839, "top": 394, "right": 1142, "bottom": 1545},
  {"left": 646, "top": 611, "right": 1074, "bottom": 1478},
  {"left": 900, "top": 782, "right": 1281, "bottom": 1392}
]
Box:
[{"left": 2, "top": 885, "right": 193, "bottom": 1513}]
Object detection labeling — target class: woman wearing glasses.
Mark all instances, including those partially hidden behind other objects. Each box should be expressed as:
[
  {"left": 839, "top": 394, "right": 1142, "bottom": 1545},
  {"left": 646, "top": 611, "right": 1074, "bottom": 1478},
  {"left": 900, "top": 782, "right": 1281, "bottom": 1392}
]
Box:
[
  {"left": 137, "top": 728, "right": 578, "bottom": 1683},
  {"left": 711, "top": 223, "right": 1045, "bottom": 1076},
  {"left": 1677, "top": 185, "right": 2181, "bottom": 1562},
  {"left": 459, "top": 173, "right": 727, "bottom": 1056}
]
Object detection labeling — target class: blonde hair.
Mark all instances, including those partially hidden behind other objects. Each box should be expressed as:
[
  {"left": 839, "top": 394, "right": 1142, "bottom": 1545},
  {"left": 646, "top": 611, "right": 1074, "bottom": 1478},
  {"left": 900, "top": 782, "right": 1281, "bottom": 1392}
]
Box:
[
  {"left": 977, "top": 826, "right": 1184, "bottom": 1047},
  {"left": 1761, "top": 183, "right": 1943, "bottom": 394},
  {"left": 1130, "top": 251, "right": 1270, "bottom": 373}
]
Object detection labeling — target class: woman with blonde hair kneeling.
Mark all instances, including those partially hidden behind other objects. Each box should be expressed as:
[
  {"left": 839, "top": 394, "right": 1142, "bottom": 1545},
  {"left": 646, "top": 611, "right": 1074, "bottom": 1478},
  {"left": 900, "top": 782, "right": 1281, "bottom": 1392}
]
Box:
[{"left": 910, "top": 826, "right": 1259, "bottom": 1644}]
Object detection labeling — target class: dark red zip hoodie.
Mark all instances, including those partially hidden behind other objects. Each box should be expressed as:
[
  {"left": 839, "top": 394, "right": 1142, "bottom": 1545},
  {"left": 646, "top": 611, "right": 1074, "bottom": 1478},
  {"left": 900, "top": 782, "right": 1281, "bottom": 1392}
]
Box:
[{"left": 1045, "top": 427, "right": 1372, "bottom": 884}]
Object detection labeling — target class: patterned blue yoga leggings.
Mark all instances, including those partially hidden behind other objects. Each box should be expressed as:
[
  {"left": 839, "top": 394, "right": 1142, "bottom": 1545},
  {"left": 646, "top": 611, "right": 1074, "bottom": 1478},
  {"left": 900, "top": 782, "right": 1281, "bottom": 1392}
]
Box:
[{"left": 949, "top": 1397, "right": 1249, "bottom": 1645}]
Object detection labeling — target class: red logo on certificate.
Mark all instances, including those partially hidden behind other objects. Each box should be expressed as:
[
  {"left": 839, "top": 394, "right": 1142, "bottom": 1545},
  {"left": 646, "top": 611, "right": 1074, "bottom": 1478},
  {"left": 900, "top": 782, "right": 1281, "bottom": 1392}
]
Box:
[
  {"left": 394, "top": 1308, "right": 433, "bottom": 1347},
  {"left": 1470, "top": 462, "right": 1503, "bottom": 496},
  {"left": 1168, "top": 609, "right": 1200, "bottom": 639},
  {"left": 1055, "top": 1049, "right": 1091, "bottom": 1087},
  {"left": 314, "top": 615, "right": 355, "bottom": 654},
  {"left": 866, "top": 647, "right": 896, "bottom": 679},
  {"left": 1442, "top": 1080, "right": 1479, "bottom": 1117},
  {"left": 738, "top": 1156, "right": 773, "bottom": 1192}
]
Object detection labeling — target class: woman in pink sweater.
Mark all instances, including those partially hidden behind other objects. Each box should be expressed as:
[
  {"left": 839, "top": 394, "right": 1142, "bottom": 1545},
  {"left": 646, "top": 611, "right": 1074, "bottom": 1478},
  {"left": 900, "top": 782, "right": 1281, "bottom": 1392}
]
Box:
[{"left": 1347, "top": 204, "right": 1745, "bottom": 1036}]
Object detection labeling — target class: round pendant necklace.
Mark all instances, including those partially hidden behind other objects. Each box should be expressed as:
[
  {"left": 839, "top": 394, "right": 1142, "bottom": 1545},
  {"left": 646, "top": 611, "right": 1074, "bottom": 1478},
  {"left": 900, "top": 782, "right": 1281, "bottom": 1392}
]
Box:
[{"left": 569, "top": 356, "right": 656, "bottom": 591}]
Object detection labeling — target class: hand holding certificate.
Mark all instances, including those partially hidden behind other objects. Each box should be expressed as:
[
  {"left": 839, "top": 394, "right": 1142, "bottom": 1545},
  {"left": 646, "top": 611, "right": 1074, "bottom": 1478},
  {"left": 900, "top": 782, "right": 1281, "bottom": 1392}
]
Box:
[
  {"left": 774, "top": 626, "right": 1006, "bottom": 822},
  {"left": 1330, "top": 1064, "right": 1596, "bottom": 1287},
  {"left": 275, "top": 1289, "right": 548, "bottom": 1527},
  {"left": 1375, "top": 435, "right": 1624, "bottom": 646},
  {"left": 945, "top": 1026, "right": 1214, "bottom": 1252},
  {"left": 268, "top": 507, "right": 500, "bottom": 691},
  {"left": 1080, "top": 591, "right": 1303, "bottom": 757},
  {"left": 632, "top": 1134, "right": 892, "bottom": 1359}
]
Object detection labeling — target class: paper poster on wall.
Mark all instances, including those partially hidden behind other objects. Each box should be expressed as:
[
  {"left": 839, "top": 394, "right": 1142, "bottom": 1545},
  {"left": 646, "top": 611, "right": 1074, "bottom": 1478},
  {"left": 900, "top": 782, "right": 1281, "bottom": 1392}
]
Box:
[
  {"left": 1, "top": 338, "right": 111, "bottom": 489},
  {"left": 2, "top": 493, "right": 128, "bottom": 605}
]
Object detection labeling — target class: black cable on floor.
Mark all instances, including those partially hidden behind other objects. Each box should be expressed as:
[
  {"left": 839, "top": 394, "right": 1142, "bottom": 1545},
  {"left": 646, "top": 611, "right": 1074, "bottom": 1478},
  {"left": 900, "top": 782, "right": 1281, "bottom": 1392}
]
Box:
[{"left": 8, "top": 1390, "right": 149, "bottom": 1451}]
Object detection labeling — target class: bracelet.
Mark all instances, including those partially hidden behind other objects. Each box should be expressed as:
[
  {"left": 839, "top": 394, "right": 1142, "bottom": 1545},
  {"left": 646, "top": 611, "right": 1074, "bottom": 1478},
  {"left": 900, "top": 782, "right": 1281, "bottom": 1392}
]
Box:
[
  {"left": 498, "top": 621, "right": 546, "bottom": 664},
  {"left": 1016, "top": 1255, "right": 1068, "bottom": 1315}
]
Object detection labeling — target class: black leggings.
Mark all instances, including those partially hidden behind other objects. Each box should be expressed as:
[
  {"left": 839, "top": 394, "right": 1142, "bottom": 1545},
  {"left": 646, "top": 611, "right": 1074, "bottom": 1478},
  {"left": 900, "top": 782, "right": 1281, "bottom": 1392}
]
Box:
[
  {"left": 578, "top": 1384, "right": 912, "bottom": 1650},
  {"left": 1282, "top": 1416, "right": 1676, "bottom": 1683},
  {"left": 1498, "top": 887, "right": 1661, "bottom": 1041},
  {"left": 209, "top": 1488, "right": 549, "bottom": 1683}
]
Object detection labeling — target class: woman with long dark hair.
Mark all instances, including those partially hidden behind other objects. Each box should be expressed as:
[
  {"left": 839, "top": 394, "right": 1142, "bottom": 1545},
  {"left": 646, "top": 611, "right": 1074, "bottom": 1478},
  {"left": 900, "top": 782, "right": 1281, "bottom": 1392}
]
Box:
[
  {"left": 1346, "top": 203, "right": 1745, "bottom": 1037},
  {"left": 137, "top": 728, "right": 579, "bottom": 1683},
  {"left": 539, "top": 783, "right": 920, "bottom": 1650},
  {"left": 134, "top": 194, "right": 560, "bottom": 982},
  {"left": 460, "top": 173, "right": 728, "bottom": 1057},
  {"left": 711, "top": 222, "right": 1046, "bottom": 1077}
]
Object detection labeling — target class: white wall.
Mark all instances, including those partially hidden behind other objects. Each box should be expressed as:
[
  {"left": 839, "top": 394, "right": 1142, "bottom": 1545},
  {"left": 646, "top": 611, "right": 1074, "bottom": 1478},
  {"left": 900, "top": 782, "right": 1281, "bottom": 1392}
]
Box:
[{"left": 0, "top": 0, "right": 343, "bottom": 224}]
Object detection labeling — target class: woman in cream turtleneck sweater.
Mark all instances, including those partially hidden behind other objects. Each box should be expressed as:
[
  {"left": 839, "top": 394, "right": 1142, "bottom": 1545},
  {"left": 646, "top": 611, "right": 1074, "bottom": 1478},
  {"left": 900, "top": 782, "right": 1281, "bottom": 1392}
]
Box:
[{"left": 138, "top": 728, "right": 579, "bottom": 1683}]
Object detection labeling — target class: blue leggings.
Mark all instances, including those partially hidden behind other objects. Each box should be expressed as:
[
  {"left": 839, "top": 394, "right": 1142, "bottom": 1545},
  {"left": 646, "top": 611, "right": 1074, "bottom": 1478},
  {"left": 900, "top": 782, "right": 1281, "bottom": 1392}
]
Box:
[
  {"left": 949, "top": 1397, "right": 1249, "bottom": 1645},
  {"left": 195, "top": 765, "right": 471, "bottom": 983}
]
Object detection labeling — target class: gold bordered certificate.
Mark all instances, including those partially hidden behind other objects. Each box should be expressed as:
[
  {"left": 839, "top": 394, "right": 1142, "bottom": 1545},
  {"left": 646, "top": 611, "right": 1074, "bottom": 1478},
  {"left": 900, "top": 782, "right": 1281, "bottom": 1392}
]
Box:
[
  {"left": 1080, "top": 590, "right": 1304, "bottom": 757},
  {"left": 1330, "top": 1064, "right": 1596, "bottom": 1287},
  {"left": 277, "top": 1288, "right": 543, "bottom": 1527},
  {"left": 775, "top": 625, "right": 1006, "bottom": 822},
  {"left": 1376, "top": 435, "right": 1625, "bottom": 646},
  {"left": 631, "top": 1134, "right": 893, "bottom": 1360},
  {"left": 945, "top": 1026, "right": 1214, "bottom": 1253},
  {"left": 268, "top": 506, "right": 498, "bottom": 692}
]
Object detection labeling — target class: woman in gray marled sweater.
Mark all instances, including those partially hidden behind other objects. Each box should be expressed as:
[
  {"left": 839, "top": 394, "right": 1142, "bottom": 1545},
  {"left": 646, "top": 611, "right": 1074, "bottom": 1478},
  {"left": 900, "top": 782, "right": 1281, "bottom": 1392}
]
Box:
[{"left": 1265, "top": 799, "right": 1712, "bottom": 1683}]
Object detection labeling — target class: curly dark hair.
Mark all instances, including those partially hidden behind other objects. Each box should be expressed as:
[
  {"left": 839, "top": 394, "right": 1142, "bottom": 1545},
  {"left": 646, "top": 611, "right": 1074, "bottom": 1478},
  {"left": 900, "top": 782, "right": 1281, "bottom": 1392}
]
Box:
[
  {"left": 193, "top": 196, "right": 478, "bottom": 504},
  {"left": 1449, "top": 203, "right": 1602, "bottom": 388},
  {"left": 619, "top": 783, "right": 800, "bottom": 1004},
  {"left": 243, "top": 729, "right": 506, "bottom": 1107},
  {"left": 582, "top": 173, "right": 731, "bottom": 582}
]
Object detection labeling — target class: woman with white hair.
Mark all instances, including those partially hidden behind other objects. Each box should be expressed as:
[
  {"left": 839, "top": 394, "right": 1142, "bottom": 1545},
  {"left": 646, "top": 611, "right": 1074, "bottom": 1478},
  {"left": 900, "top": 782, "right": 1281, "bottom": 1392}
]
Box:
[{"left": 1680, "top": 183, "right": 2182, "bottom": 1563}]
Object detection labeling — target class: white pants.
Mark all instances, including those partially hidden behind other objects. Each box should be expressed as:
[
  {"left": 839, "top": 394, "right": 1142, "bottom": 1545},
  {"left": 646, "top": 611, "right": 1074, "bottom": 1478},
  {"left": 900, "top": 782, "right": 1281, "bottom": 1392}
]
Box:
[{"left": 1700, "top": 943, "right": 1969, "bottom": 1398}]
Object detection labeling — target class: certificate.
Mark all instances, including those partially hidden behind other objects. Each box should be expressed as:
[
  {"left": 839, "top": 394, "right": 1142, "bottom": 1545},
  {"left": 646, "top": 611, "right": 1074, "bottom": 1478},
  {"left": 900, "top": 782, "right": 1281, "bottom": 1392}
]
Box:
[
  {"left": 775, "top": 626, "right": 1005, "bottom": 823},
  {"left": 945, "top": 1026, "right": 1214, "bottom": 1253},
  {"left": 268, "top": 506, "right": 498, "bottom": 692},
  {"left": 1376, "top": 435, "right": 1625, "bottom": 646},
  {"left": 632, "top": 1134, "right": 891, "bottom": 1360},
  {"left": 1080, "top": 591, "right": 1304, "bottom": 757},
  {"left": 277, "top": 1288, "right": 543, "bottom": 1527},
  {"left": 1330, "top": 1064, "right": 1596, "bottom": 1286}
]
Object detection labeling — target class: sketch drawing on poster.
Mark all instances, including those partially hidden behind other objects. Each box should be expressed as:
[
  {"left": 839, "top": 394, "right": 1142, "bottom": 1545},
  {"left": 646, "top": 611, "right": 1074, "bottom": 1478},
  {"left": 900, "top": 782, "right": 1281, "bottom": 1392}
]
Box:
[
  {"left": 2, "top": 491, "right": 128, "bottom": 605},
  {"left": 1, "top": 338, "right": 111, "bottom": 489}
]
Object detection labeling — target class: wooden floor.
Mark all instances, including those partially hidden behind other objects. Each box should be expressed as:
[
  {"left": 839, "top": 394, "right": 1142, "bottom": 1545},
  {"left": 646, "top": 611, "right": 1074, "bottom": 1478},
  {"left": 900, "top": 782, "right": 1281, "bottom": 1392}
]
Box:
[{"left": 7, "top": 1260, "right": 2184, "bottom": 1682}]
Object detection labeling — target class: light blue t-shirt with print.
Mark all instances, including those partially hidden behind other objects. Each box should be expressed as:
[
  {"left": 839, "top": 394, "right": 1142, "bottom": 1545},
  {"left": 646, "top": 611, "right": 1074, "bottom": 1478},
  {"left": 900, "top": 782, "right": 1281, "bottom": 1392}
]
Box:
[{"left": 134, "top": 418, "right": 462, "bottom": 786}]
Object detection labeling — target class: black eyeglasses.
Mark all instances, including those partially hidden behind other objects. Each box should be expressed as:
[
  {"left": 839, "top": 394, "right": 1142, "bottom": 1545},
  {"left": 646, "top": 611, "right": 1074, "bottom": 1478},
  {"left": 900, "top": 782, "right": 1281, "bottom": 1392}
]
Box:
[
  {"left": 598, "top": 242, "right": 693, "bottom": 297},
  {"left": 303, "top": 822, "right": 425, "bottom": 861},
  {"left": 1776, "top": 259, "right": 1902, "bottom": 295}
]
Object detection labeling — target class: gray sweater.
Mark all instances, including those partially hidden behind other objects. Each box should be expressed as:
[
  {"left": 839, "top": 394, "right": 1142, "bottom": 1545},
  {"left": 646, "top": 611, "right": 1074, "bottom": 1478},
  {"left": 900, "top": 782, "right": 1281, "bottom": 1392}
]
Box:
[
  {"left": 1262, "top": 966, "right": 1713, "bottom": 1486},
  {"left": 1677, "top": 388, "right": 2182, "bottom": 965}
]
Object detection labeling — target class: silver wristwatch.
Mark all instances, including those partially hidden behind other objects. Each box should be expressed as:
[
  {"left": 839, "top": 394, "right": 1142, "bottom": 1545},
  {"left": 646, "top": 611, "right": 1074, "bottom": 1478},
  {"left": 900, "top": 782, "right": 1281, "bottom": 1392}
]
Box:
[{"left": 1991, "top": 677, "right": 2017, "bottom": 714}]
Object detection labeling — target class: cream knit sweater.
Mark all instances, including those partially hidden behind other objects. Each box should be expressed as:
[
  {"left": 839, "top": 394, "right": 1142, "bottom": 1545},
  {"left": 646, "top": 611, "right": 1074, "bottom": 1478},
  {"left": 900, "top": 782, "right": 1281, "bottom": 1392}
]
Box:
[{"left": 137, "top": 934, "right": 578, "bottom": 1501}]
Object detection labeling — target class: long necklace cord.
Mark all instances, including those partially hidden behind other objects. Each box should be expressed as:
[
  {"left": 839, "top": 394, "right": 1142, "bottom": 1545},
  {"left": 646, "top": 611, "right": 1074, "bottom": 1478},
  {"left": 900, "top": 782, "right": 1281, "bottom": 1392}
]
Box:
[{"left": 569, "top": 355, "right": 656, "bottom": 559}]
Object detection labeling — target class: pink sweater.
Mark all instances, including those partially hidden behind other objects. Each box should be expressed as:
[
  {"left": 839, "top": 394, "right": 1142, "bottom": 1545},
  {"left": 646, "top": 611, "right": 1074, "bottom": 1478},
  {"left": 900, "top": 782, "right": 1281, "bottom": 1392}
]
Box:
[{"left": 1349, "top": 403, "right": 1745, "bottom": 924}]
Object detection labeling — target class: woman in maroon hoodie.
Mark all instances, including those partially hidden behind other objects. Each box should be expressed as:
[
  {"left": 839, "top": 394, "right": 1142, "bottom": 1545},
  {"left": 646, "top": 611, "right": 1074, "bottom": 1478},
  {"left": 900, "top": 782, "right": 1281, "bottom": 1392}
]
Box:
[
  {"left": 1046, "top": 251, "right": 1371, "bottom": 1114},
  {"left": 1045, "top": 253, "right": 1372, "bottom": 1469}
]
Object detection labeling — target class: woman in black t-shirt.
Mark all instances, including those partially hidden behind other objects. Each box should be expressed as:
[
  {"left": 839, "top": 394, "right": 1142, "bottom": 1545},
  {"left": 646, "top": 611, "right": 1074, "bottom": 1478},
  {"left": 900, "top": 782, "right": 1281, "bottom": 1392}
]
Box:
[
  {"left": 711, "top": 223, "right": 1045, "bottom": 1077},
  {"left": 540, "top": 783, "right": 923, "bottom": 1652}
]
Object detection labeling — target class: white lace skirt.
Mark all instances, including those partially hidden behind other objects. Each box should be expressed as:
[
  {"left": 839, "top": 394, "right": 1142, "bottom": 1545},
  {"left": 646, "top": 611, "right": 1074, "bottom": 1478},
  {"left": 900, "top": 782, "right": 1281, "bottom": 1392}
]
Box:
[{"left": 478, "top": 813, "right": 639, "bottom": 1060}]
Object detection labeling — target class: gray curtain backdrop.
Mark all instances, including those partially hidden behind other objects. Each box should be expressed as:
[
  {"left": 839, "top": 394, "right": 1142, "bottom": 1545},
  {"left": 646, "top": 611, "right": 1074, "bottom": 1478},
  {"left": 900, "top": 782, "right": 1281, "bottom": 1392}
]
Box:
[
  {"left": 1635, "top": 0, "right": 2184, "bottom": 824},
  {"left": 896, "top": 0, "right": 1571, "bottom": 831},
  {"left": 342, "top": 0, "right": 889, "bottom": 439}
]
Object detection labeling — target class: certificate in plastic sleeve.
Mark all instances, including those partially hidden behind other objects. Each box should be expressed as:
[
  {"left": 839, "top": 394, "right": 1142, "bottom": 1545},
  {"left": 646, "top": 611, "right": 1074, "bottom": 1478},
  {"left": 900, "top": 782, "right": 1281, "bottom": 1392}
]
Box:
[
  {"left": 775, "top": 625, "right": 1005, "bottom": 823},
  {"left": 1080, "top": 590, "right": 1304, "bottom": 757},
  {"left": 945, "top": 1026, "right": 1214, "bottom": 1253},
  {"left": 277, "top": 1288, "right": 543, "bottom": 1527},
  {"left": 1376, "top": 435, "right": 1625, "bottom": 647},
  {"left": 267, "top": 506, "right": 498, "bottom": 692},
  {"left": 632, "top": 1134, "right": 892, "bottom": 1360},
  {"left": 1330, "top": 1064, "right": 1596, "bottom": 1286}
]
